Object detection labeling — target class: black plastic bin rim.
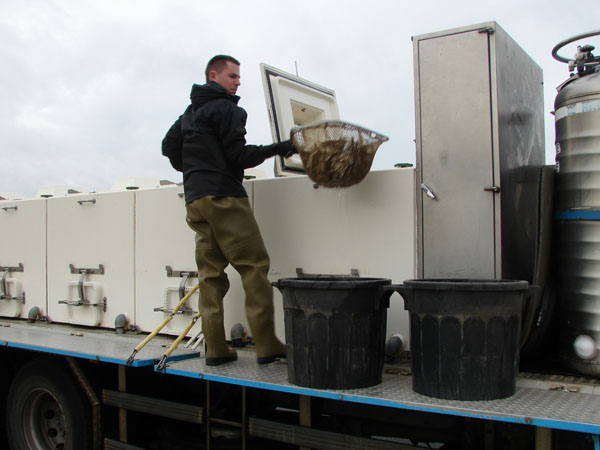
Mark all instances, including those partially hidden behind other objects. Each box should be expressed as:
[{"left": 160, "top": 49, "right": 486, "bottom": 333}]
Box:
[
  {"left": 401, "top": 279, "right": 529, "bottom": 291},
  {"left": 273, "top": 277, "right": 392, "bottom": 289}
]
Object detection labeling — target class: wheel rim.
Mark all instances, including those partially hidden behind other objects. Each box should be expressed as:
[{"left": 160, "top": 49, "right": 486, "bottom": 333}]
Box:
[{"left": 21, "top": 388, "right": 67, "bottom": 450}]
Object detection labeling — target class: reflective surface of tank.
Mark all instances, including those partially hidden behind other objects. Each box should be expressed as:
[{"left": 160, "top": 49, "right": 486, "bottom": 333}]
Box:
[{"left": 553, "top": 30, "right": 600, "bottom": 375}]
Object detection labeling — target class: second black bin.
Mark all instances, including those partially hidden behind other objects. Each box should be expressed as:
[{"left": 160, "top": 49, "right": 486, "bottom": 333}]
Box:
[
  {"left": 396, "top": 279, "right": 529, "bottom": 401},
  {"left": 272, "top": 277, "right": 393, "bottom": 389}
]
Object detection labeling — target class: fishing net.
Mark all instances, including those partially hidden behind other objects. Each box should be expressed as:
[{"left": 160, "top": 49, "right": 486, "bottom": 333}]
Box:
[{"left": 290, "top": 120, "right": 388, "bottom": 188}]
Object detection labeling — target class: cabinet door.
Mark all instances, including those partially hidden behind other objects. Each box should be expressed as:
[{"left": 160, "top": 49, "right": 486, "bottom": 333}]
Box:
[
  {"left": 47, "top": 192, "right": 135, "bottom": 327},
  {"left": 416, "top": 29, "right": 497, "bottom": 278},
  {"left": 0, "top": 199, "right": 46, "bottom": 318}
]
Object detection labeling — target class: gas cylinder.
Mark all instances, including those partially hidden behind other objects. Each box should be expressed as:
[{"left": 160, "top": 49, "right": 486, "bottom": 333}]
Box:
[{"left": 553, "top": 30, "right": 600, "bottom": 375}]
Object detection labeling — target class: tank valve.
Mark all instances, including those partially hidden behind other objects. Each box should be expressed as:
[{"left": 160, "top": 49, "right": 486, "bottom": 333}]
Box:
[
  {"left": 573, "top": 335, "right": 598, "bottom": 360},
  {"left": 27, "top": 306, "right": 41, "bottom": 323},
  {"left": 114, "top": 314, "right": 129, "bottom": 334},
  {"left": 230, "top": 322, "right": 248, "bottom": 348},
  {"left": 385, "top": 333, "right": 405, "bottom": 359}
]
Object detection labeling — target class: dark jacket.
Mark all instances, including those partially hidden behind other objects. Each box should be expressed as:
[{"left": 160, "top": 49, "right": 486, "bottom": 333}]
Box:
[{"left": 162, "top": 82, "right": 291, "bottom": 204}]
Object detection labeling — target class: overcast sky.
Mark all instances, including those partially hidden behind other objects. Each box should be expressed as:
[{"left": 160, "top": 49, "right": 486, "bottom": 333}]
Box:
[{"left": 1, "top": 0, "right": 598, "bottom": 197}]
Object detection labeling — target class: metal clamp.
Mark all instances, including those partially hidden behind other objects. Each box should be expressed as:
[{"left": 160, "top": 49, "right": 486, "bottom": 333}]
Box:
[
  {"left": 165, "top": 266, "right": 198, "bottom": 299},
  {"left": 0, "top": 264, "right": 25, "bottom": 303},
  {"left": 165, "top": 265, "right": 198, "bottom": 279},
  {"left": 156, "top": 266, "right": 199, "bottom": 314},
  {"left": 153, "top": 305, "right": 196, "bottom": 315},
  {"left": 59, "top": 265, "right": 107, "bottom": 311},
  {"left": 69, "top": 264, "right": 105, "bottom": 275}
]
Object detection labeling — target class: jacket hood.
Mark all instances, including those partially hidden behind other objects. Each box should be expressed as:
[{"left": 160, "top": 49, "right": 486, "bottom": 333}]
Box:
[{"left": 190, "top": 81, "right": 240, "bottom": 108}]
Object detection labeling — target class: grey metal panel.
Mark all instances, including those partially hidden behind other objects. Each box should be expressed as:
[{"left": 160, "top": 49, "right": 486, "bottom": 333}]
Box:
[
  {"left": 493, "top": 25, "right": 545, "bottom": 282},
  {"left": 413, "top": 22, "right": 544, "bottom": 281},
  {"left": 0, "top": 320, "right": 198, "bottom": 366},
  {"left": 415, "top": 26, "right": 496, "bottom": 278}
]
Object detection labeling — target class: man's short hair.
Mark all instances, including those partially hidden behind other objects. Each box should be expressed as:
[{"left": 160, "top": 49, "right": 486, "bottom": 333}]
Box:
[{"left": 205, "top": 55, "right": 240, "bottom": 82}]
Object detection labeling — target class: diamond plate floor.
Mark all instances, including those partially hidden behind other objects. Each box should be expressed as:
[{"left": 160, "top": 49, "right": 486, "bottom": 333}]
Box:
[
  {"left": 2, "top": 319, "right": 600, "bottom": 434},
  {"left": 165, "top": 349, "right": 600, "bottom": 434},
  {"left": 0, "top": 320, "right": 198, "bottom": 366}
]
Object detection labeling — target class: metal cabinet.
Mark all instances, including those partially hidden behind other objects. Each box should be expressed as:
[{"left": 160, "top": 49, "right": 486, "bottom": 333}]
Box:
[{"left": 413, "top": 21, "right": 545, "bottom": 280}]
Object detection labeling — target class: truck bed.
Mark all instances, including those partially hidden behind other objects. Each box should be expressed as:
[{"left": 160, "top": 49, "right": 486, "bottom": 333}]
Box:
[{"left": 2, "top": 318, "right": 598, "bottom": 436}]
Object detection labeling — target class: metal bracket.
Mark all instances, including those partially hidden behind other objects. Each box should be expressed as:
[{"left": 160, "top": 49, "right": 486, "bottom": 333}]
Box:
[
  {"left": 59, "top": 264, "right": 107, "bottom": 311},
  {"left": 156, "top": 266, "right": 199, "bottom": 314},
  {"left": 484, "top": 186, "right": 501, "bottom": 193},
  {"left": 0, "top": 263, "right": 24, "bottom": 273},
  {"left": 166, "top": 266, "right": 198, "bottom": 299},
  {"left": 478, "top": 26, "right": 495, "bottom": 35},
  {"left": 165, "top": 265, "right": 198, "bottom": 279},
  {"left": 69, "top": 264, "right": 105, "bottom": 275},
  {"left": 0, "top": 264, "right": 25, "bottom": 303},
  {"left": 296, "top": 268, "right": 360, "bottom": 278},
  {"left": 152, "top": 306, "right": 197, "bottom": 315}
]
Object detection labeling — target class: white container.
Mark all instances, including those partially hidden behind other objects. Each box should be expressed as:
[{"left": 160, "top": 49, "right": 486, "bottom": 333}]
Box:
[
  {"left": 0, "top": 198, "right": 47, "bottom": 318},
  {"left": 46, "top": 191, "right": 135, "bottom": 327},
  {"left": 134, "top": 183, "right": 252, "bottom": 338}
]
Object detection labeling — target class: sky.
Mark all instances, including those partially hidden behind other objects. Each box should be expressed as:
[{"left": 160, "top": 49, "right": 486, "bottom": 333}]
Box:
[{"left": 1, "top": 0, "right": 598, "bottom": 197}]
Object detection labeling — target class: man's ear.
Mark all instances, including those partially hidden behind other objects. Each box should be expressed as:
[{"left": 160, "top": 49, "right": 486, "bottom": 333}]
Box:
[{"left": 208, "top": 70, "right": 217, "bottom": 81}]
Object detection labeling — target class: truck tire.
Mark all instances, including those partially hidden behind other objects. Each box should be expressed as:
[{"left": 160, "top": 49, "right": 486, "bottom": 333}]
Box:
[{"left": 5, "top": 357, "right": 91, "bottom": 450}]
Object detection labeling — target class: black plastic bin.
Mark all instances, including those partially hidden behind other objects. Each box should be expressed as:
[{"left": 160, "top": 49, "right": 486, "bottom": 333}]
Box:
[
  {"left": 272, "top": 277, "right": 394, "bottom": 389},
  {"left": 395, "top": 279, "right": 529, "bottom": 401}
]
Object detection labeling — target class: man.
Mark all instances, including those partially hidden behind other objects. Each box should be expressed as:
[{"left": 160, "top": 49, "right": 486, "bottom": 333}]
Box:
[{"left": 162, "top": 55, "right": 295, "bottom": 366}]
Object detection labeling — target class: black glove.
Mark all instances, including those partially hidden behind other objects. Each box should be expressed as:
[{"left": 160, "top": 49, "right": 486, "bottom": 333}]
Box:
[{"left": 276, "top": 140, "right": 298, "bottom": 158}]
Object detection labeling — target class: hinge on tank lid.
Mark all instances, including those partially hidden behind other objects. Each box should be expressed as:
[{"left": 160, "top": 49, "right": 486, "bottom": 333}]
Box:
[
  {"left": 0, "top": 264, "right": 25, "bottom": 303},
  {"left": 478, "top": 26, "right": 495, "bottom": 35},
  {"left": 58, "top": 264, "right": 107, "bottom": 311},
  {"left": 296, "top": 268, "right": 360, "bottom": 278}
]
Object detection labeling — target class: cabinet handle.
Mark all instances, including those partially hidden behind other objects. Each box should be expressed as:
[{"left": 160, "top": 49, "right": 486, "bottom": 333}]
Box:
[
  {"left": 484, "top": 186, "right": 501, "bottom": 193},
  {"left": 421, "top": 183, "right": 437, "bottom": 200}
]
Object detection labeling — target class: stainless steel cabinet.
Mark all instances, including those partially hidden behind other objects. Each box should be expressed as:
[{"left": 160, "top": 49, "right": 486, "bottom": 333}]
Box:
[{"left": 413, "top": 22, "right": 545, "bottom": 280}]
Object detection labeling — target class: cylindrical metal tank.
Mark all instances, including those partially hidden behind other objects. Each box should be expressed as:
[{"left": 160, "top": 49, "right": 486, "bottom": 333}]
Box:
[
  {"left": 554, "top": 71, "right": 600, "bottom": 210},
  {"left": 553, "top": 31, "right": 600, "bottom": 375}
]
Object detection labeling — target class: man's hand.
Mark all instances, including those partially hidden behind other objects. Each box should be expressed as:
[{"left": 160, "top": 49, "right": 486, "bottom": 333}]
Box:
[{"left": 276, "top": 140, "right": 298, "bottom": 158}]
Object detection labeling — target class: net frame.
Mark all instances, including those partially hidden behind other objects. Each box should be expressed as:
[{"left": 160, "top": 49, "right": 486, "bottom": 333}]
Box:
[{"left": 290, "top": 120, "right": 389, "bottom": 188}]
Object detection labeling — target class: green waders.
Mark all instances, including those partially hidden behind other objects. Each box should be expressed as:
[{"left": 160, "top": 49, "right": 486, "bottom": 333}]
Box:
[{"left": 186, "top": 196, "right": 286, "bottom": 366}]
